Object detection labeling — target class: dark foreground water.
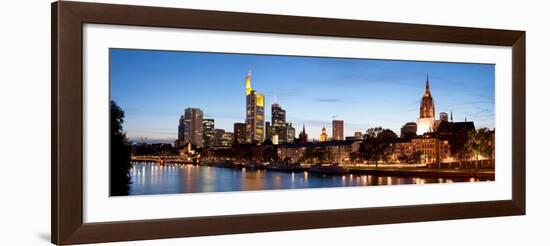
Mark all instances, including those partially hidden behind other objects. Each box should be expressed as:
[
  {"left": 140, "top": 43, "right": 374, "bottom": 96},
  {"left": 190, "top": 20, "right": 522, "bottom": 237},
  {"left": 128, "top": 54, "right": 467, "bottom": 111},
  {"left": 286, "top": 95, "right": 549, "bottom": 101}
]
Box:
[{"left": 128, "top": 162, "right": 490, "bottom": 196}]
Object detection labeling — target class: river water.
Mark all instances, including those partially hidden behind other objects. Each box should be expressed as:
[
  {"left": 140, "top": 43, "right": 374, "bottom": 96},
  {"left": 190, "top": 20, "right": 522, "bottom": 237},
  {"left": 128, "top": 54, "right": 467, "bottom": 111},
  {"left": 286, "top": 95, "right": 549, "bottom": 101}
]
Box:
[{"left": 128, "top": 162, "right": 491, "bottom": 196}]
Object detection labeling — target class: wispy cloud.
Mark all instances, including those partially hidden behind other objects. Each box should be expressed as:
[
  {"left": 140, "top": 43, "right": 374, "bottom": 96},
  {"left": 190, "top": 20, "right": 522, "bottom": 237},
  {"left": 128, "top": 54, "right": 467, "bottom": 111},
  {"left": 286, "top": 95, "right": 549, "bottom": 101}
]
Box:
[{"left": 312, "top": 98, "right": 345, "bottom": 103}]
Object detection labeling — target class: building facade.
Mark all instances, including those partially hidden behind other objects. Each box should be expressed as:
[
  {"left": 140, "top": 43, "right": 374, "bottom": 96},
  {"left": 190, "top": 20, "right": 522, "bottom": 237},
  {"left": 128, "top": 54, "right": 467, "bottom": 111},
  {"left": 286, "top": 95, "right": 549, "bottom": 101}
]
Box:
[
  {"left": 244, "top": 70, "right": 265, "bottom": 144},
  {"left": 332, "top": 120, "right": 344, "bottom": 141},
  {"left": 271, "top": 103, "right": 285, "bottom": 126},
  {"left": 411, "top": 136, "right": 451, "bottom": 164},
  {"left": 278, "top": 140, "right": 361, "bottom": 164},
  {"left": 389, "top": 136, "right": 451, "bottom": 165},
  {"left": 233, "top": 123, "right": 246, "bottom": 145},
  {"left": 202, "top": 119, "right": 215, "bottom": 147},
  {"left": 400, "top": 122, "right": 418, "bottom": 139},
  {"left": 177, "top": 115, "right": 185, "bottom": 148},
  {"left": 179, "top": 108, "right": 204, "bottom": 148},
  {"left": 287, "top": 123, "right": 296, "bottom": 143},
  {"left": 265, "top": 121, "right": 272, "bottom": 140},
  {"left": 221, "top": 132, "right": 233, "bottom": 147},
  {"left": 214, "top": 129, "right": 225, "bottom": 147}
]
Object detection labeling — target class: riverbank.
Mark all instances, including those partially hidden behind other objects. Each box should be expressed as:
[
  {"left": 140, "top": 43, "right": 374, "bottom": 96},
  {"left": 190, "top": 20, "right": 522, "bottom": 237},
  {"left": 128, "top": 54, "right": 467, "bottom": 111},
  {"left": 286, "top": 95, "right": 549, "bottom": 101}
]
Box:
[
  {"left": 346, "top": 166, "right": 494, "bottom": 178},
  {"left": 203, "top": 161, "right": 494, "bottom": 178}
]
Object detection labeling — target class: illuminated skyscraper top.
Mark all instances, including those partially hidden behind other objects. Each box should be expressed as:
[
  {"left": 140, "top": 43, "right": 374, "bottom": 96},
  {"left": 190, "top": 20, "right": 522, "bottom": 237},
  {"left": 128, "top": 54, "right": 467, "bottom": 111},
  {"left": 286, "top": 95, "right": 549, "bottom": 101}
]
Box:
[
  {"left": 244, "top": 69, "right": 265, "bottom": 143},
  {"left": 245, "top": 69, "right": 252, "bottom": 95}
]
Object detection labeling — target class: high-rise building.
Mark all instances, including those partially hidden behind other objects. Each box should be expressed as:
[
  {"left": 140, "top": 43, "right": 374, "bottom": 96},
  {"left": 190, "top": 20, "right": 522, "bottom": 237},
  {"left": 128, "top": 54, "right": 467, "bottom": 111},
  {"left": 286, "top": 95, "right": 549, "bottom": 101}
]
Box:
[
  {"left": 180, "top": 108, "right": 203, "bottom": 147},
  {"left": 267, "top": 103, "right": 295, "bottom": 144},
  {"left": 416, "top": 75, "right": 436, "bottom": 135},
  {"left": 287, "top": 123, "right": 296, "bottom": 143},
  {"left": 265, "top": 121, "right": 272, "bottom": 140},
  {"left": 271, "top": 103, "right": 286, "bottom": 127},
  {"left": 320, "top": 126, "right": 328, "bottom": 142},
  {"left": 299, "top": 125, "right": 308, "bottom": 144},
  {"left": 177, "top": 116, "right": 185, "bottom": 148},
  {"left": 332, "top": 120, "right": 344, "bottom": 141},
  {"left": 233, "top": 123, "right": 246, "bottom": 145},
  {"left": 401, "top": 122, "right": 418, "bottom": 139},
  {"left": 202, "top": 119, "right": 215, "bottom": 147},
  {"left": 244, "top": 70, "right": 265, "bottom": 144},
  {"left": 354, "top": 131, "right": 363, "bottom": 140},
  {"left": 221, "top": 132, "right": 233, "bottom": 147},
  {"left": 214, "top": 129, "right": 225, "bottom": 146},
  {"left": 272, "top": 134, "right": 279, "bottom": 145}
]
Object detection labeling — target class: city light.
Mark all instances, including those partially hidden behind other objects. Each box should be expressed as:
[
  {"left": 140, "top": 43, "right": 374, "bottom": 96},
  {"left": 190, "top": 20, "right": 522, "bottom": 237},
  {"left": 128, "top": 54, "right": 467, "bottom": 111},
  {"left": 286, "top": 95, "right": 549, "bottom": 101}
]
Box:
[{"left": 114, "top": 51, "right": 495, "bottom": 196}]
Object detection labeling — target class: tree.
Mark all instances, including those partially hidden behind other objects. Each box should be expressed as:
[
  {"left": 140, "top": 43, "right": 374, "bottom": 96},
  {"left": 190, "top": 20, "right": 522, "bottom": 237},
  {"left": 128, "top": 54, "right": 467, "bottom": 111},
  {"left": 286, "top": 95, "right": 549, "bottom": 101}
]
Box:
[
  {"left": 468, "top": 128, "right": 494, "bottom": 168},
  {"left": 409, "top": 151, "right": 422, "bottom": 164},
  {"left": 110, "top": 101, "right": 132, "bottom": 196},
  {"left": 262, "top": 144, "right": 277, "bottom": 162},
  {"left": 398, "top": 153, "right": 408, "bottom": 163},
  {"left": 349, "top": 151, "right": 361, "bottom": 164},
  {"left": 361, "top": 127, "right": 396, "bottom": 167},
  {"left": 300, "top": 147, "right": 316, "bottom": 163},
  {"left": 263, "top": 138, "right": 273, "bottom": 146},
  {"left": 449, "top": 128, "right": 471, "bottom": 168},
  {"left": 315, "top": 147, "right": 333, "bottom": 163}
]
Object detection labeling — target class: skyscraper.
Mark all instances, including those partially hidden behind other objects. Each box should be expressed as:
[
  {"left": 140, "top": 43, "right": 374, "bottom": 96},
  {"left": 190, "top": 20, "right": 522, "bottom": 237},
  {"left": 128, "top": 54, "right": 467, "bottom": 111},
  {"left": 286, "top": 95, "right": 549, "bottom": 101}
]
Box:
[
  {"left": 202, "top": 119, "right": 215, "bottom": 147},
  {"left": 287, "top": 123, "right": 296, "bottom": 143},
  {"left": 233, "top": 123, "right": 246, "bottom": 145},
  {"left": 221, "top": 132, "right": 234, "bottom": 147},
  {"left": 271, "top": 103, "right": 286, "bottom": 126},
  {"left": 214, "top": 129, "right": 233, "bottom": 147},
  {"left": 332, "top": 120, "right": 344, "bottom": 141},
  {"left": 177, "top": 116, "right": 185, "bottom": 148},
  {"left": 265, "top": 121, "right": 272, "bottom": 140},
  {"left": 244, "top": 70, "right": 265, "bottom": 144},
  {"left": 268, "top": 103, "right": 294, "bottom": 144},
  {"left": 417, "top": 75, "right": 436, "bottom": 135},
  {"left": 214, "top": 129, "right": 225, "bottom": 146},
  {"left": 181, "top": 108, "right": 203, "bottom": 147}
]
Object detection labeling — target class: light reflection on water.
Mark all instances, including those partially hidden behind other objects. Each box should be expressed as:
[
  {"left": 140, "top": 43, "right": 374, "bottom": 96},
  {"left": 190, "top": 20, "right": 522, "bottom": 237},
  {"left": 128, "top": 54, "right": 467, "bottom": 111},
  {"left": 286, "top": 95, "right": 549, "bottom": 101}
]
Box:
[{"left": 128, "top": 162, "right": 492, "bottom": 196}]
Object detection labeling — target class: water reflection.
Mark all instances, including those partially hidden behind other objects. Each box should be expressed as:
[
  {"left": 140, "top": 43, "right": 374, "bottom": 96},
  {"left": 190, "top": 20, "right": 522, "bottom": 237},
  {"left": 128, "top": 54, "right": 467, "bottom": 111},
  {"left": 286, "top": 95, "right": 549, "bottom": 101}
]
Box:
[{"left": 128, "top": 162, "right": 491, "bottom": 196}]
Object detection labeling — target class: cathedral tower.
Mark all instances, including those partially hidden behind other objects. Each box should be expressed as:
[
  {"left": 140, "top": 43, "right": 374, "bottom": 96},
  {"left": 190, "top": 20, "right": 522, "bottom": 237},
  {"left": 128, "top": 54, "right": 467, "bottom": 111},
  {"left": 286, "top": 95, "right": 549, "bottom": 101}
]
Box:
[{"left": 416, "top": 75, "right": 436, "bottom": 135}]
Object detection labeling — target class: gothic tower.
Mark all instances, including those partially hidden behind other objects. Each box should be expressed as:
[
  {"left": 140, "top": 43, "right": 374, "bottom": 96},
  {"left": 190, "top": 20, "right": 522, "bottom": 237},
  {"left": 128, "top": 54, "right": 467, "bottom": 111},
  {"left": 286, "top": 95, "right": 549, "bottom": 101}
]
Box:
[
  {"left": 419, "top": 75, "right": 435, "bottom": 118},
  {"left": 416, "top": 75, "right": 436, "bottom": 135}
]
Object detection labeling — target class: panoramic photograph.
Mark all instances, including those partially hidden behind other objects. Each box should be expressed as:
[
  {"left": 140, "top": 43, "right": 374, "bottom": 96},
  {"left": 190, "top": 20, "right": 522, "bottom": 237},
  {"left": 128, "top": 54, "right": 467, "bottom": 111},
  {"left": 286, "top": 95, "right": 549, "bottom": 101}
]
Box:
[{"left": 109, "top": 48, "right": 495, "bottom": 196}]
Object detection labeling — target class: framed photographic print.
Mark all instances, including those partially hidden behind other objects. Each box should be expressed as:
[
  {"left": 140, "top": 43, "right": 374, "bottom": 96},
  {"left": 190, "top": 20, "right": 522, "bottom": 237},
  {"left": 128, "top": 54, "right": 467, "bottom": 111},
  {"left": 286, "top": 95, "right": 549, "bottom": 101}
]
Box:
[{"left": 52, "top": 1, "right": 525, "bottom": 245}]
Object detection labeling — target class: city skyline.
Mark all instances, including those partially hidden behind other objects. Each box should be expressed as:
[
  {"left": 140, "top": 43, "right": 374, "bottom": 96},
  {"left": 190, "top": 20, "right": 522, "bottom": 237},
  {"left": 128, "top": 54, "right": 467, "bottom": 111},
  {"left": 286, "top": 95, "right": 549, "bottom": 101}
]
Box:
[{"left": 110, "top": 48, "right": 495, "bottom": 143}]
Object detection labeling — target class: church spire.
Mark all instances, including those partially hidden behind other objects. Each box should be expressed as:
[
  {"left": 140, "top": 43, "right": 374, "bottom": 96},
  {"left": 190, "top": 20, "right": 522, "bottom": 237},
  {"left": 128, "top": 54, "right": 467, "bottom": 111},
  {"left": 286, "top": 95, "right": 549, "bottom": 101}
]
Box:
[
  {"left": 450, "top": 109, "right": 454, "bottom": 122},
  {"left": 425, "top": 74, "right": 430, "bottom": 91}
]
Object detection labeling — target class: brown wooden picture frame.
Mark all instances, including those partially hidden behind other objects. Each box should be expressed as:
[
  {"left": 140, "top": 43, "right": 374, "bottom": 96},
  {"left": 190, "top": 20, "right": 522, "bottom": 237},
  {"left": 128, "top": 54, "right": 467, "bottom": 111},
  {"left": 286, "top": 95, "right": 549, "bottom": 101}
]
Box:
[{"left": 52, "top": 1, "right": 525, "bottom": 245}]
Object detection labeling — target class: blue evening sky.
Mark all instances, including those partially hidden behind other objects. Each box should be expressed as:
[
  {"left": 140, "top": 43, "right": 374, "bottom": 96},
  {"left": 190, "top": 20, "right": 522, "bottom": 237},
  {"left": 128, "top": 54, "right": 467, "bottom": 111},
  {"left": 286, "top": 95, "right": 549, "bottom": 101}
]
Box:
[{"left": 110, "top": 49, "right": 495, "bottom": 143}]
